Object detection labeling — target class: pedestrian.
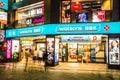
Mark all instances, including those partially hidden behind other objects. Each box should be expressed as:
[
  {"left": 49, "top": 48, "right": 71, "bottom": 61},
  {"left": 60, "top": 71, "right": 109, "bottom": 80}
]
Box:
[
  {"left": 38, "top": 48, "right": 43, "bottom": 63},
  {"left": 33, "top": 50, "right": 38, "bottom": 63},
  {"left": 43, "top": 52, "right": 48, "bottom": 72}
]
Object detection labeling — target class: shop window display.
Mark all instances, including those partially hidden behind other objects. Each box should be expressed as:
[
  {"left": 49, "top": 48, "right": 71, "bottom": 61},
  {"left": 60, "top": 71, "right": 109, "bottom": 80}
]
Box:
[
  {"left": 61, "top": 1, "right": 71, "bottom": 23},
  {"left": 61, "top": 0, "right": 111, "bottom": 23},
  {"left": 76, "top": 12, "right": 88, "bottom": 22},
  {"left": 16, "top": 1, "right": 44, "bottom": 28}
]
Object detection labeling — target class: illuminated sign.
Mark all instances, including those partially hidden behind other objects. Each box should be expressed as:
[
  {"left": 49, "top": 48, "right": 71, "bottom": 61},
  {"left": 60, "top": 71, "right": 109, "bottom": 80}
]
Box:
[
  {"left": 62, "top": 35, "right": 91, "bottom": 42},
  {"left": 0, "top": 12, "right": 7, "bottom": 24},
  {"left": 6, "top": 40, "right": 12, "bottom": 59},
  {"left": 71, "top": 4, "right": 82, "bottom": 11},
  {"left": 57, "top": 25, "right": 99, "bottom": 32},
  {"left": 0, "top": 0, "right": 8, "bottom": 10},
  {"left": 6, "top": 27, "right": 43, "bottom": 38},
  {"left": 0, "top": 30, "right": 5, "bottom": 42},
  {"left": 0, "top": 2, "right": 4, "bottom": 7},
  {"left": 32, "top": 16, "right": 44, "bottom": 23},
  {"left": 6, "top": 22, "right": 120, "bottom": 38},
  {"left": 21, "top": 40, "right": 31, "bottom": 44}
]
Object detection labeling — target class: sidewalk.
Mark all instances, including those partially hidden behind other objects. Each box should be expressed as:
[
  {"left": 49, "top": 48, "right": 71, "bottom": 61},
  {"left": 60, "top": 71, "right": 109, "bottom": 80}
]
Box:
[{"left": 0, "top": 60, "right": 120, "bottom": 80}]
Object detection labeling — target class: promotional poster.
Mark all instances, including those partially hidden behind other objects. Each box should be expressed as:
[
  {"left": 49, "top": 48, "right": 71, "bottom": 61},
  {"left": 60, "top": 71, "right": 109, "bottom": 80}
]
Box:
[
  {"left": 92, "top": 11, "right": 105, "bottom": 22},
  {"left": 47, "top": 38, "right": 54, "bottom": 65},
  {"left": 55, "top": 38, "right": 59, "bottom": 62},
  {"left": 109, "top": 38, "right": 120, "bottom": 65},
  {"left": 6, "top": 40, "right": 12, "bottom": 59},
  {"left": 76, "top": 12, "right": 88, "bottom": 23},
  {"left": 12, "top": 40, "right": 20, "bottom": 60},
  {"left": 0, "top": 30, "right": 5, "bottom": 42}
]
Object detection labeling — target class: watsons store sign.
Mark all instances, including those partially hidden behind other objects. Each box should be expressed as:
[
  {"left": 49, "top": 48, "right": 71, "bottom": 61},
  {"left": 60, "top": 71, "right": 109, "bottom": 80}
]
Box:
[
  {"left": 6, "top": 22, "right": 120, "bottom": 38},
  {"left": 57, "top": 24, "right": 100, "bottom": 32}
]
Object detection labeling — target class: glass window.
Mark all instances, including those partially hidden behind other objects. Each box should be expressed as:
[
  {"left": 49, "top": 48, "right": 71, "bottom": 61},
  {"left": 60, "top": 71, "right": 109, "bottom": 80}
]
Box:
[
  {"left": 15, "top": 1, "right": 44, "bottom": 28},
  {"left": 61, "top": 0, "right": 112, "bottom": 23},
  {"left": 61, "top": 1, "right": 71, "bottom": 23}
]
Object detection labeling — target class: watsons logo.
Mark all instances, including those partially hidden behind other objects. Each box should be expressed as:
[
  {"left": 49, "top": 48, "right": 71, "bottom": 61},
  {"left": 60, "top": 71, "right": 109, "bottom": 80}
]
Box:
[
  {"left": 57, "top": 25, "right": 99, "bottom": 32},
  {"left": 57, "top": 27, "right": 82, "bottom": 32}
]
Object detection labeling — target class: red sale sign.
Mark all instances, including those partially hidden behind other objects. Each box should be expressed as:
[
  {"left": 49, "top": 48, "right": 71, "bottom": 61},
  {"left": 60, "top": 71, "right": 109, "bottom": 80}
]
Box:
[{"left": 71, "top": 4, "right": 82, "bottom": 11}]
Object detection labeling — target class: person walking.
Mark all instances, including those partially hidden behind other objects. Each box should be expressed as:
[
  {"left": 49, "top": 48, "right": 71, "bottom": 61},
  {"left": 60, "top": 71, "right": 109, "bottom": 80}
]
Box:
[
  {"left": 43, "top": 52, "right": 48, "bottom": 72},
  {"left": 38, "top": 48, "right": 43, "bottom": 63}
]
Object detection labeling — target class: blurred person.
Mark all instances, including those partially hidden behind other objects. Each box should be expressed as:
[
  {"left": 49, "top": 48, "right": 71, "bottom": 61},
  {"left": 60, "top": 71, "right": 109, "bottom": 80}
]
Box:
[
  {"left": 33, "top": 50, "right": 38, "bottom": 63},
  {"left": 38, "top": 48, "right": 43, "bottom": 63},
  {"left": 43, "top": 52, "right": 48, "bottom": 72}
]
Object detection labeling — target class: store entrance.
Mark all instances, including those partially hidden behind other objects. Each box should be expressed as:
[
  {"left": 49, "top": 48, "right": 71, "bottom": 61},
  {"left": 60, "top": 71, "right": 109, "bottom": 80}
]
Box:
[
  {"left": 20, "top": 36, "right": 46, "bottom": 61},
  {"left": 61, "top": 42, "right": 106, "bottom": 63},
  {"left": 60, "top": 35, "right": 108, "bottom": 63}
]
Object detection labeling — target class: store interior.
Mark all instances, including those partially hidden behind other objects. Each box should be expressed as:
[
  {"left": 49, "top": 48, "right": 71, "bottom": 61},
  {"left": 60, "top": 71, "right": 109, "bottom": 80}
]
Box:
[
  {"left": 10, "top": 35, "right": 108, "bottom": 63},
  {"left": 19, "top": 36, "right": 46, "bottom": 60}
]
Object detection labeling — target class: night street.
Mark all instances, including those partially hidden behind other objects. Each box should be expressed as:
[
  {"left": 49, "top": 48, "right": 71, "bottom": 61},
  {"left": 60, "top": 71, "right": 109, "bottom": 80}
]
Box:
[{"left": 0, "top": 0, "right": 120, "bottom": 80}]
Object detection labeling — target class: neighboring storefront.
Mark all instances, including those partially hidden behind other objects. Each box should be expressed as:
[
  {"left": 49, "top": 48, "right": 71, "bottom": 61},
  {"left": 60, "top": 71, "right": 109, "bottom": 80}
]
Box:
[
  {"left": 0, "top": 0, "right": 8, "bottom": 30},
  {"left": 5, "top": 22, "right": 120, "bottom": 67},
  {"left": 14, "top": 1, "right": 44, "bottom": 28},
  {"left": 0, "top": 0, "right": 8, "bottom": 62}
]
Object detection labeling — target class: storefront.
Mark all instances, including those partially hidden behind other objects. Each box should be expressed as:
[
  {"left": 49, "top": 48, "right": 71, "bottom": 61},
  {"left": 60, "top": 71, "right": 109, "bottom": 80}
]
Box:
[
  {"left": 59, "top": 35, "right": 108, "bottom": 63},
  {"left": 6, "top": 22, "right": 120, "bottom": 66}
]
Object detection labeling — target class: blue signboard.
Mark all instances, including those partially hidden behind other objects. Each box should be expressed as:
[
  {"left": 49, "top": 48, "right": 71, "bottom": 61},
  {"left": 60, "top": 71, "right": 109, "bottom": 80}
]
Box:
[
  {"left": 0, "top": 0, "right": 8, "bottom": 10},
  {"left": 6, "top": 22, "right": 120, "bottom": 38},
  {"left": 6, "top": 26, "right": 44, "bottom": 38}
]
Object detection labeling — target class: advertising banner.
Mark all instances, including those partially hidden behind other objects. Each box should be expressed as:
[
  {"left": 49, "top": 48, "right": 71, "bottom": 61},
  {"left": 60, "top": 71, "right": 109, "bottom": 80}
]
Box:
[
  {"left": 0, "top": 12, "right": 7, "bottom": 24},
  {"left": 109, "top": 38, "right": 120, "bottom": 65},
  {"left": 47, "top": 38, "right": 54, "bottom": 65},
  {"left": 92, "top": 11, "right": 105, "bottom": 22},
  {"left": 6, "top": 40, "right": 11, "bottom": 59},
  {"left": 0, "top": 30, "right": 5, "bottom": 42},
  {"left": 55, "top": 38, "right": 59, "bottom": 62},
  {"left": 12, "top": 40, "right": 20, "bottom": 60},
  {"left": 76, "top": 12, "right": 88, "bottom": 22},
  {"left": 61, "top": 35, "right": 101, "bottom": 43}
]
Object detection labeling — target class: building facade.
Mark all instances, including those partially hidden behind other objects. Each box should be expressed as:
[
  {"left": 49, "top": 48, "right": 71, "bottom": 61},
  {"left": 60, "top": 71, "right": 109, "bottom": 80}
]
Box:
[
  {"left": 0, "top": 0, "right": 8, "bottom": 62},
  {"left": 4, "top": 0, "right": 120, "bottom": 67}
]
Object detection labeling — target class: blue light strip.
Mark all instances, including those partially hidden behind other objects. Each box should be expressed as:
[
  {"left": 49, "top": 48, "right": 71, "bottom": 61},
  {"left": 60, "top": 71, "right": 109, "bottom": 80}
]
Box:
[{"left": 6, "top": 22, "right": 120, "bottom": 38}]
